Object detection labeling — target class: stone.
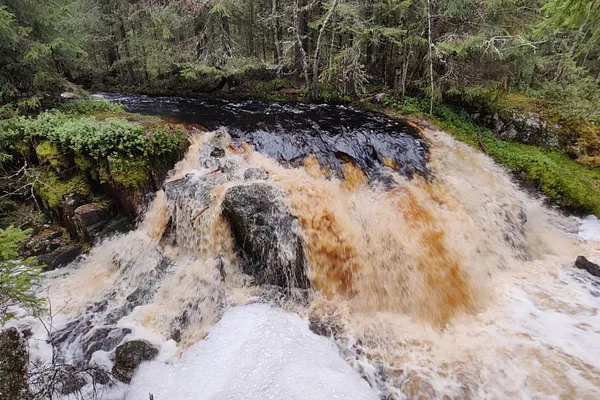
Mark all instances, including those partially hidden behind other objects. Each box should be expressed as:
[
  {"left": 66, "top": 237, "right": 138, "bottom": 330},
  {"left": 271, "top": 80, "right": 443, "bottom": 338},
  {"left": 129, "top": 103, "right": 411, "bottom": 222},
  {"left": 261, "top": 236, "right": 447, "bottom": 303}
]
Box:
[
  {"left": 243, "top": 167, "right": 269, "bottom": 181},
  {"left": 38, "top": 244, "right": 84, "bottom": 271},
  {"left": 96, "top": 217, "right": 133, "bottom": 240},
  {"left": 371, "top": 93, "right": 387, "bottom": 103},
  {"left": 210, "top": 147, "right": 226, "bottom": 158},
  {"left": 82, "top": 326, "right": 132, "bottom": 361},
  {"left": 222, "top": 183, "right": 309, "bottom": 288},
  {"left": 0, "top": 328, "right": 32, "bottom": 400},
  {"left": 19, "top": 228, "right": 67, "bottom": 258},
  {"left": 475, "top": 110, "right": 560, "bottom": 147},
  {"left": 112, "top": 340, "right": 159, "bottom": 383},
  {"left": 575, "top": 256, "right": 600, "bottom": 278},
  {"left": 74, "top": 203, "right": 111, "bottom": 241}
]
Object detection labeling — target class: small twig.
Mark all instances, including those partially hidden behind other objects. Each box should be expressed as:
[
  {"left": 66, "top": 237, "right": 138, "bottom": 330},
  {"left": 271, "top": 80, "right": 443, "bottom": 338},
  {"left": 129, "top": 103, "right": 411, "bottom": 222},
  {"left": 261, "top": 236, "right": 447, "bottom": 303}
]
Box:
[
  {"left": 192, "top": 206, "right": 209, "bottom": 222},
  {"left": 477, "top": 139, "right": 488, "bottom": 155}
]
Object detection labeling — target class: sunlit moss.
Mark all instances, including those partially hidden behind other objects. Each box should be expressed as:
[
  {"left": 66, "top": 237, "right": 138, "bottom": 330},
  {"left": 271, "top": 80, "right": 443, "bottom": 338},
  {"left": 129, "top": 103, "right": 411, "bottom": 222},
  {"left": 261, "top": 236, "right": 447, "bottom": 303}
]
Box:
[
  {"left": 35, "top": 170, "right": 91, "bottom": 208},
  {"left": 36, "top": 141, "right": 67, "bottom": 168}
]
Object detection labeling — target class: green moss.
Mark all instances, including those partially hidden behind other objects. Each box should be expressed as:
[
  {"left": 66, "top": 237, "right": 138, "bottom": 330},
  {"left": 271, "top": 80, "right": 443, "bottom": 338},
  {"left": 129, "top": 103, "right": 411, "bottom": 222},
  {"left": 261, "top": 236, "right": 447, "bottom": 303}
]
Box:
[
  {"left": 105, "top": 155, "right": 150, "bottom": 190},
  {"left": 35, "top": 141, "right": 67, "bottom": 168},
  {"left": 35, "top": 170, "right": 91, "bottom": 208},
  {"left": 74, "top": 154, "right": 93, "bottom": 171}
]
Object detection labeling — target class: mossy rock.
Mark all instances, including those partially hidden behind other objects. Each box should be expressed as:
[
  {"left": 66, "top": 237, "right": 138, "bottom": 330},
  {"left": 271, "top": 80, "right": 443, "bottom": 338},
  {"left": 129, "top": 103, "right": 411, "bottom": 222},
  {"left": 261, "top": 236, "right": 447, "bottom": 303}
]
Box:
[
  {"left": 35, "top": 170, "right": 91, "bottom": 208},
  {"left": 36, "top": 141, "right": 68, "bottom": 169}
]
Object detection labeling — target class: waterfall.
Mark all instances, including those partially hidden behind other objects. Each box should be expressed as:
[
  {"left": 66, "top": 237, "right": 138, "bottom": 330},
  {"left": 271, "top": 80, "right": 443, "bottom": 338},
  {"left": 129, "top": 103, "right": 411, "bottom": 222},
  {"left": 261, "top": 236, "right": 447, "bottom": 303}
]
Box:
[{"left": 15, "top": 101, "right": 600, "bottom": 399}]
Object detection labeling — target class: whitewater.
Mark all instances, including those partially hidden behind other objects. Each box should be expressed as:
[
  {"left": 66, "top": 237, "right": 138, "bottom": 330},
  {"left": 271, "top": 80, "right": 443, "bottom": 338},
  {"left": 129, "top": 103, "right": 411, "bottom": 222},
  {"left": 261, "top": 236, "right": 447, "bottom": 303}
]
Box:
[{"left": 10, "top": 106, "right": 600, "bottom": 399}]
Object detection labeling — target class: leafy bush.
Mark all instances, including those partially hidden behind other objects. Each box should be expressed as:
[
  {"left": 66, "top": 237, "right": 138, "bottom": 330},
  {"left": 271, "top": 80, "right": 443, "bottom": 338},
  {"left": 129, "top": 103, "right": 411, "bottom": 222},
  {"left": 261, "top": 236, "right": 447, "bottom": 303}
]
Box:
[
  {"left": 0, "top": 226, "right": 43, "bottom": 324},
  {"left": 57, "top": 98, "right": 124, "bottom": 116},
  {"left": 0, "top": 107, "right": 189, "bottom": 208}
]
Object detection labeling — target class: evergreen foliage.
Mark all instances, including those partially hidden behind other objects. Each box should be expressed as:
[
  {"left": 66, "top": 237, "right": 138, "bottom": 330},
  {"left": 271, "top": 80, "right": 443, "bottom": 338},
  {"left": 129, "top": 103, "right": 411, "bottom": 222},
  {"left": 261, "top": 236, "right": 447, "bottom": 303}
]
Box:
[{"left": 0, "top": 226, "right": 42, "bottom": 323}]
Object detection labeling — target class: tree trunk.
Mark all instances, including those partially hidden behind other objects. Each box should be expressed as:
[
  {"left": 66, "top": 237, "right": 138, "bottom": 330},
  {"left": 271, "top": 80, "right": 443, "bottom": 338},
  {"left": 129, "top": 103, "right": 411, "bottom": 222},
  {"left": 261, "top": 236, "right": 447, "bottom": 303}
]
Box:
[
  {"left": 222, "top": 16, "right": 232, "bottom": 59},
  {"left": 294, "top": 0, "right": 310, "bottom": 88},
  {"left": 426, "top": 0, "right": 434, "bottom": 115},
  {"left": 294, "top": 0, "right": 310, "bottom": 74},
  {"left": 312, "top": 0, "right": 339, "bottom": 100},
  {"left": 117, "top": 18, "right": 135, "bottom": 84},
  {"left": 272, "top": 0, "right": 283, "bottom": 75},
  {"left": 249, "top": 0, "right": 255, "bottom": 57}
]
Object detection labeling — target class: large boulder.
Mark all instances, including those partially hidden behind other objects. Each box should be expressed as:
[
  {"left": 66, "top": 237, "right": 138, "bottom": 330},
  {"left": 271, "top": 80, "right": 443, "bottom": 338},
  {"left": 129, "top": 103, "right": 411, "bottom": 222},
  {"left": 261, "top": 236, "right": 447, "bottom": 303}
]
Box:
[
  {"left": 73, "top": 203, "right": 111, "bottom": 241},
  {"left": 112, "top": 340, "right": 159, "bottom": 383},
  {"left": 222, "top": 183, "right": 309, "bottom": 289},
  {"left": 38, "top": 244, "right": 84, "bottom": 271},
  {"left": 575, "top": 256, "right": 600, "bottom": 278},
  {"left": 0, "top": 328, "right": 32, "bottom": 400}
]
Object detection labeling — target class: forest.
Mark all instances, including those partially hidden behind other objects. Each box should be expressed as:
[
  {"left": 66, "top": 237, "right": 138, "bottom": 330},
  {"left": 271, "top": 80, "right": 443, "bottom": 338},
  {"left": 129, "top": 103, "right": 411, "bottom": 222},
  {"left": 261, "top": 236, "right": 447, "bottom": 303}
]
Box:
[
  {"left": 0, "top": 0, "right": 599, "bottom": 107},
  {"left": 2, "top": 1, "right": 600, "bottom": 399}
]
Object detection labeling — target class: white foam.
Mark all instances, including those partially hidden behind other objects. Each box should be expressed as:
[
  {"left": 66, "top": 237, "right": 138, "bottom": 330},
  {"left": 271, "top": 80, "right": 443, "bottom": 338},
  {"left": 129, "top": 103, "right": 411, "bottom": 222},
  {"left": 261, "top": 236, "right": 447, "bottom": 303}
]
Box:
[
  {"left": 125, "top": 304, "right": 378, "bottom": 400},
  {"left": 578, "top": 215, "right": 600, "bottom": 241}
]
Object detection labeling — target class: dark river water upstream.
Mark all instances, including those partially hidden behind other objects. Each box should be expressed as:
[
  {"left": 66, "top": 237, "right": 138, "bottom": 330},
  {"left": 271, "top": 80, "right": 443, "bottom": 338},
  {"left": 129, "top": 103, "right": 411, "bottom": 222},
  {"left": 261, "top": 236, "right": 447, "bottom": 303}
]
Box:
[{"left": 99, "top": 93, "right": 429, "bottom": 180}]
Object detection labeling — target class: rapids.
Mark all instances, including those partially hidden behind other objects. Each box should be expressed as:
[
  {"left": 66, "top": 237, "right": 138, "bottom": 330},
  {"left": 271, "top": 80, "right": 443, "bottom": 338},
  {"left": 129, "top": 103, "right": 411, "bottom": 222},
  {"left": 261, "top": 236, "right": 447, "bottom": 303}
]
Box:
[{"left": 13, "top": 96, "right": 600, "bottom": 399}]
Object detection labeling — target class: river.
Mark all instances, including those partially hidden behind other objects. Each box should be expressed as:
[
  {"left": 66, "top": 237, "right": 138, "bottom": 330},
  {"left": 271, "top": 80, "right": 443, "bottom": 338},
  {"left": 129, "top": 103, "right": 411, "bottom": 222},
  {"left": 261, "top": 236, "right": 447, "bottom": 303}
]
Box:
[{"left": 16, "top": 94, "right": 600, "bottom": 399}]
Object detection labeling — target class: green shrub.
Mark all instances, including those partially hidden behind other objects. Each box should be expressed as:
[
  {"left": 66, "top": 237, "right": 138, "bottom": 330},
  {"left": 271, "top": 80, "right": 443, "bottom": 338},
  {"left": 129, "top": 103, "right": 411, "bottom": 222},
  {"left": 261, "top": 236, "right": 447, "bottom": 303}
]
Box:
[
  {"left": 57, "top": 98, "right": 124, "bottom": 116},
  {"left": 0, "top": 226, "right": 43, "bottom": 324}
]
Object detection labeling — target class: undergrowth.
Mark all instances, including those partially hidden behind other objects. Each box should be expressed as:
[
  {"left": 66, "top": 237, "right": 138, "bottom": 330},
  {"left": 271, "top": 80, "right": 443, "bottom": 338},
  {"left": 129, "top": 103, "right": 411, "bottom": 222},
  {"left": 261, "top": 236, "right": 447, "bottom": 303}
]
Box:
[{"left": 0, "top": 99, "right": 189, "bottom": 209}]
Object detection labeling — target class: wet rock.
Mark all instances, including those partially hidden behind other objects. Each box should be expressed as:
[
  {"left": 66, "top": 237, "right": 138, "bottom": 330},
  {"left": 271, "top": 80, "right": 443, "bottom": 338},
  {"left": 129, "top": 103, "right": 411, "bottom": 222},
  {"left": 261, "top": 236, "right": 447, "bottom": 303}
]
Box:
[
  {"left": 210, "top": 147, "right": 226, "bottom": 158},
  {"left": 112, "top": 340, "right": 159, "bottom": 383},
  {"left": 74, "top": 203, "right": 111, "bottom": 241},
  {"left": 0, "top": 328, "right": 32, "bottom": 400},
  {"left": 19, "top": 228, "right": 67, "bottom": 258},
  {"left": 96, "top": 217, "right": 133, "bottom": 240},
  {"left": 164, "top": 172, "right": 228, "bottom": 208},
  {"left": 222, "top": 183, "right": 309, "bottom": 288},
  {"left": 244, "top": 167, "right": 269, "bottom": 181},
  {"left": 38, "top": 244, "right": 84, "bottom": 271},
  {"left": 575, "top": 256, "right": 600, "bottom": 278},
  {"left": 309, "top": 314, "right": 344, "bottom": 339},
  {"left": 82, "top": 326, "right": 132, "bottom": 361}
]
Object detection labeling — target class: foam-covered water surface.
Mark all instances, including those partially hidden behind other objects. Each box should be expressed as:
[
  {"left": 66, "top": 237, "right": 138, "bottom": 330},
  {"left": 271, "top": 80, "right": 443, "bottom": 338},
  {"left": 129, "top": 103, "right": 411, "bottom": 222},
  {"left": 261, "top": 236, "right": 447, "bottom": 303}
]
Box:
[
  {"left": 125, "top": 304, "right": 378, "bottom": 400},
  {"left": 579, "top": 215, "right": 600, "bottom": 241}
]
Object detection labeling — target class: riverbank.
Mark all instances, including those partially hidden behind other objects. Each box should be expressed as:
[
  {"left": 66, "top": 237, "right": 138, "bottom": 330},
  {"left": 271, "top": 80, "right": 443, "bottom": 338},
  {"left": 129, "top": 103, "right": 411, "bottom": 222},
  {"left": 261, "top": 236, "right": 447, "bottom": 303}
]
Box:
[{"left": 370, "top": 98, "right": 600, "bottom": 217}]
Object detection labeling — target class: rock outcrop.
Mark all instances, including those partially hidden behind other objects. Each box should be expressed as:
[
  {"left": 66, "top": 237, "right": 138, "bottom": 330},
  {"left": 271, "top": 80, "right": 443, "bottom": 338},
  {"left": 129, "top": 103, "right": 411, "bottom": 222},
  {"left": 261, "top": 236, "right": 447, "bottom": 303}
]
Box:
[
  {"left": 575, "top": 256, "right": 600, "bottom": 278},
  {"left": 112, "top": 340, "right": 159, "bottom": 383},
  {"left": 0, "top": 328, "right": 32, "bottom": 400},
  {"left": 38, "top": 244, "right": 84, "bottom": 271},
  {"left": 74, "top": 203, "right": 111, "bottom": 241},
  {"left": 222, "top": 183, "right": 309, "bottom": 289}
]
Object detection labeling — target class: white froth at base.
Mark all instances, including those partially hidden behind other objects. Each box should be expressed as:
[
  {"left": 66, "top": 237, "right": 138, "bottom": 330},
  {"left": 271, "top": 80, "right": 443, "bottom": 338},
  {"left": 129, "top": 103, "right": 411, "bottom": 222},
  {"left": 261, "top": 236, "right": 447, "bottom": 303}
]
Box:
[{"left": 124, "top": 303, "right": 378, "bottom": 400}]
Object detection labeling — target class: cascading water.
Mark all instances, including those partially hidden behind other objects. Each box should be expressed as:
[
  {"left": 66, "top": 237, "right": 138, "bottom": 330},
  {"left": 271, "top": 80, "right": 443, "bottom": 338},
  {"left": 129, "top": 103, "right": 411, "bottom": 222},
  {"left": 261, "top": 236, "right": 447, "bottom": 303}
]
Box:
[{"left": 14, "top": 95, "right": 600, "bottom": 399}]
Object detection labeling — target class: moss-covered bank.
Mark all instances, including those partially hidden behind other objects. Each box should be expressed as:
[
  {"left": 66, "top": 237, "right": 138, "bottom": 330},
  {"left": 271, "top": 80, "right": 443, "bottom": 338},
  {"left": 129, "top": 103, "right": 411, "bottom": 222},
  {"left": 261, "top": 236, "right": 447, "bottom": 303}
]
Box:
[
  {"left": 0, "top": 99, "right": 190, "bottom": 234},
  {"left": 372, "top": 97, "right": 600, "bottom": 217}
]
